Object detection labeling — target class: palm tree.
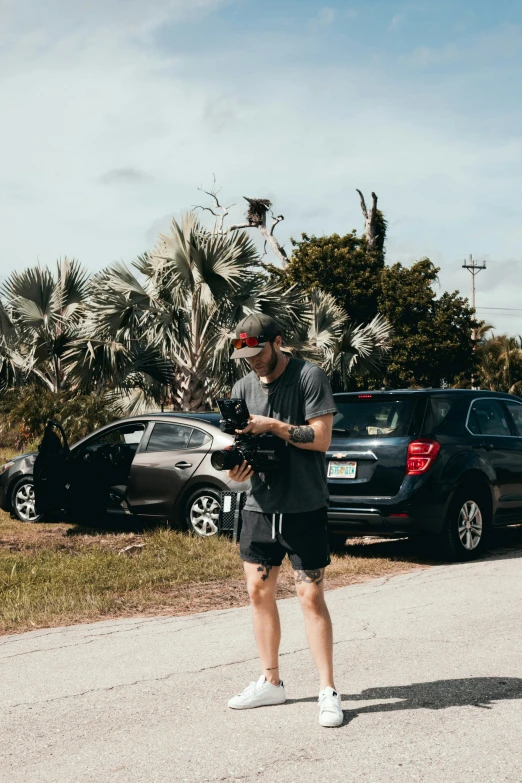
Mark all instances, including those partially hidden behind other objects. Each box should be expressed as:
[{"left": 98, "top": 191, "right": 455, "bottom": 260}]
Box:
[
  {"left": 70, "top": 214, "right": 308, "bottom": 412},
  {"left": 476, "top": 332, "right": 522, "bottom": 394},
  {"left": 0, "top": 259, "right": 89, "bottom": 392},
  {"left": 67, "top": 215, "right": 392, "bottom": 412},
  {"left": 285, "top": 288, "right": 392, "bottom": 388}
]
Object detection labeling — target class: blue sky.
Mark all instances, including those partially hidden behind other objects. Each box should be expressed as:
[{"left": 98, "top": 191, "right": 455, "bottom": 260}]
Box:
[{"left": 1, "top": 0, "right": 521, "bottom": 331}]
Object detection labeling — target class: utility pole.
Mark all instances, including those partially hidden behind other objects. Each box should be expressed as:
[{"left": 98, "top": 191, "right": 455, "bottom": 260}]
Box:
[
  {"left": 462, "top": 254, "right": 487, "bottom": 389},
  {"left": 462, "top": 254, "right": 486, "bottom": 342}
]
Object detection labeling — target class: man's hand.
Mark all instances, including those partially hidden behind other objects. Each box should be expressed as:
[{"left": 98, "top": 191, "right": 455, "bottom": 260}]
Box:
[
  {"left": 237, "top": 414, "right": 275, "bottom": 436},
  {"left": 227, "top": 460, "right": 254, "bottom": 482}
]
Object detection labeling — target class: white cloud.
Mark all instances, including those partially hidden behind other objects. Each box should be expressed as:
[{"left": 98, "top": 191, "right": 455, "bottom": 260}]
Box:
[
  {"left": 0, "top": 0, "right": 230, "bottom": 43},
  {"left": 317, "top": 6, "right": 336, "bottom": 25},
  {"left": 389, "top": 13, "right": 406, "bottom": 31}
]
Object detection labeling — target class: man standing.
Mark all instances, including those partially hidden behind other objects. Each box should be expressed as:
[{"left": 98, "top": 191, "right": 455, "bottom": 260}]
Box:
[{"left": 226, "top": 313, "right": 343, "bottom": 728}]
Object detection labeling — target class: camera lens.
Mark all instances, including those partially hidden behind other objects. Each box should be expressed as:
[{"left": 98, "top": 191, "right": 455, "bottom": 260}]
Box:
[{"left": 211, "top": 448, "right": 243, "bottom": 471}]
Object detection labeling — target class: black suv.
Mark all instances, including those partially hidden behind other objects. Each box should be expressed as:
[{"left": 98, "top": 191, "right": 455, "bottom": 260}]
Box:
[{"left": 326, "top": 389, "right": 522, "bottom": 560}]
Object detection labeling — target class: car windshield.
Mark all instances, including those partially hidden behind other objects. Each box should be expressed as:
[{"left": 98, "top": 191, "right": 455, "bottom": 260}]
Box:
[{"left": 333, "top": 396, "right": 417, "bottom": 438}]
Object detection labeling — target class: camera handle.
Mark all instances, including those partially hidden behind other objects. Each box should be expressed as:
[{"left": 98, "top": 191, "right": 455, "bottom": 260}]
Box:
[{"left": 232, "top": 492, "right": 244, "bottom": 542}]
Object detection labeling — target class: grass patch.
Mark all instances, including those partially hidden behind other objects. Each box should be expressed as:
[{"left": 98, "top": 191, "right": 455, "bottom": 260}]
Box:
[
  {"left": 0, "top": 499, "right": 436, "bottom": 635},
  {"left": 0, "top": 527, "right": 247, "bottom": 634},
  {"left": 0, "top": 450, "right": 436, "bottom": 635}
]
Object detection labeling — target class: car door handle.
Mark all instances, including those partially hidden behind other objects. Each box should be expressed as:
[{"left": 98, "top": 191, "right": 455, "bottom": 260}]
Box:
[
  {"left": 175, "top": 461, "right": 193, "bottom": 469},
  {"left": 473, "top": 442, "right": 494, "bottom": 451}
]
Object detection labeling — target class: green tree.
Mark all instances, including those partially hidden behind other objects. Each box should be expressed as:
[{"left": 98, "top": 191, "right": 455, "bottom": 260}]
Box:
[
  {"left": 271, "top": 200, "right": 476, "bottom": 389},
  {"left": 378, "top": 259, "right": 476, "bottom": 388},
  {"left": 476, "top": 333, "right": 522, "bottom": 394},
  {"left": 276, "top": 220, "right": 385, "bottom": 326}
]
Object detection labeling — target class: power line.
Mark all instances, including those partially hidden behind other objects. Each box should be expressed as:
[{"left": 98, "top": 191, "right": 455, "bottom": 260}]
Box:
[{"left": 477, "top": 307, "right": 522, "bottom": 312}]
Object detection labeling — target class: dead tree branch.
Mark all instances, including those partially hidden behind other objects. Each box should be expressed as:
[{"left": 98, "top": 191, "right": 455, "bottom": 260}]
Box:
[
  {"left": 356, "top": 189, "right": 379, "bottom": 249},
  {"left": 192, "top": 176, "right": 235, "bottom": 233},
  {"left": 229, "top": 197, "right": 288, "bottom": 267}
]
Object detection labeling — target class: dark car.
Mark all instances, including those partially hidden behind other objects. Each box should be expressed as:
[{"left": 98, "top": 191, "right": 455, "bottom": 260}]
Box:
[
  {"left": 326, "top": 389, "right": 522, "bottom": 560},
  {"left": 0, "top": 412, "right": 246, "bottom": 536}
]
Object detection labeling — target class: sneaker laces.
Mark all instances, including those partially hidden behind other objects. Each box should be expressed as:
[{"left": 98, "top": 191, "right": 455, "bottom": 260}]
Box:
[
  {"left": 236, "top": 675, "right": 267, "bottom": 698},
  {"left": 319, "top": 689, "right": 339, "bottom": 711}
]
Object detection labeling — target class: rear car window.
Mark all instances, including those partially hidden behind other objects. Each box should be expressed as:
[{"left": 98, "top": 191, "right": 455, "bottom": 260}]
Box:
[
  {"left": 145, "top": 423, "right": 194, "bottom": 452},
  {"left": 332, "top": 396, "right": 417, "bottom": 438},
  {"left": 467, "top": 400, "right": 511, "bottom": 436},
  {"left": 189, "top": 428, "right": 212, "bottom": 448},
  {"left": 504, "top": 400, "right": 522, "bottom": 436},
  {"left": 423, "top": 397, "right": 458, "bottom": 432}
]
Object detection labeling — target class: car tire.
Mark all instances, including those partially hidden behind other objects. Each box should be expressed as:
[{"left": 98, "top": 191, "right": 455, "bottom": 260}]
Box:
[
  {"left": 438, "top": 487, "right": 491, "bottom": 562},
  {"left": 11, "top": 477, "right": 42, "bottom": 523},
  {"left": 183, "top": 487, "right": 222, "bottom": 538}
]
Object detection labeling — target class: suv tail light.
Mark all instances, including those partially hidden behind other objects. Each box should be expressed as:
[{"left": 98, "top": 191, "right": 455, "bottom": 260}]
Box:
[{"left": 406, "top": 438, "right": 441, "bottom": 475}]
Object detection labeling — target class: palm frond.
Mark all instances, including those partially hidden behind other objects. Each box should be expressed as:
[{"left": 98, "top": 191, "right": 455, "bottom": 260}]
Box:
[
  {"left": 2, "top": 266, "right": 56, "bottom": 329},
  {"left": 53, "top": 257, "right": 90, "bottom": 321}
]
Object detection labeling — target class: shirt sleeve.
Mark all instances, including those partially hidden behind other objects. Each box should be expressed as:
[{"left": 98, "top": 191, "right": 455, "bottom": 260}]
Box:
[{"left": 302, "top": 364, "right": 338, "bottom": 421}]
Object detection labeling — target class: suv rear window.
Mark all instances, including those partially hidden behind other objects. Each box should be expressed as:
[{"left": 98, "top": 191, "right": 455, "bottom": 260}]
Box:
[
  {"left": 422, "top": 397, "right": 458, "bottom": 432},
  {"left": 333, "top": 396, "right": 417, "bottom": 438}
]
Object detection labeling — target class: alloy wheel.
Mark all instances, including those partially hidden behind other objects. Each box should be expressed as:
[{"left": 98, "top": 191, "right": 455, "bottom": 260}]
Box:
[
  {"left": 458, "top": 500, "right": 483, "bottom": 551},
  {"left": 14, "top": 482, "right": 38, "bottom": 522},
  {"left": 190, "top": 495, "right": 220, "bottom": 537}
]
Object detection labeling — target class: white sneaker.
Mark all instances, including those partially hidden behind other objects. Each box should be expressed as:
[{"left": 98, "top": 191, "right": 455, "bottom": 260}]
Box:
[
  {"left": 228, "top": 675, "right": 286, "bottom": 710},
  {"left": 318, "top": 687, "right": 343, "bottom": 727}
]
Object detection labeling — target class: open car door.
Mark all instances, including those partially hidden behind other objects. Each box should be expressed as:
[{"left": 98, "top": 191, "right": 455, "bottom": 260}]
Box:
[{"left": 33, "top": 420, "right": 71, "bottom": 517}]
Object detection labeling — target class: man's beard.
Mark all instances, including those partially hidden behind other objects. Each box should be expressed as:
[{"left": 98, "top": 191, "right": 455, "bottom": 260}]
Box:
[{"left": 253, "top": 343, "right": 278, "bottom": 377}]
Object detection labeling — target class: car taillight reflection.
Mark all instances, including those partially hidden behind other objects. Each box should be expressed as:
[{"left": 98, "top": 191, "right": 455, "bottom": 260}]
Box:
[{"left": 406, "top": 438, "right": 441, "bottom": 475}]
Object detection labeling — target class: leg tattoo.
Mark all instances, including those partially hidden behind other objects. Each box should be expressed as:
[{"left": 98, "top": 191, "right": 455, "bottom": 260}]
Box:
[
  {"left": 257, "top": 564, "right": 273, "bottom": 581},
  {"left": 294, "top": 568, "right": 325, "bottom": 585}
]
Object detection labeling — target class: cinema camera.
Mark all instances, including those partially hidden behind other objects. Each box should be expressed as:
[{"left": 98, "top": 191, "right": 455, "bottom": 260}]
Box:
[{"left": 210, "top": 398, "right": 282, "bottom": 473}]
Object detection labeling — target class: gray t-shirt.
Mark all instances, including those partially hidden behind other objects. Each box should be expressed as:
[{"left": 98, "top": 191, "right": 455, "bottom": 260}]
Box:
[{"left": 231, "top": 358, "right": 337, "bottom": 514}]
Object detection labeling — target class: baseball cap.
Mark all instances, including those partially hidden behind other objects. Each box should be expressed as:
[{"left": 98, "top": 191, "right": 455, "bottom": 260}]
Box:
[{"left": 230, "top": 313, "right": 281, "bottom": 359}]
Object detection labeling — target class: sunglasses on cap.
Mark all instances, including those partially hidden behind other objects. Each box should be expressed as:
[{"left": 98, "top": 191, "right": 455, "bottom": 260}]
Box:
[{"left": 231, "top": 334, "right": 268, "bottom": 350}]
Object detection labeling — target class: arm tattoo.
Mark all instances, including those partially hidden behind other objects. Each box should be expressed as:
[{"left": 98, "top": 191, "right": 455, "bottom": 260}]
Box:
[
  {"left": 294, "top": 568, "right": 324, "bottom": 585},
  {"left": 288, "top": 425, "right": 315, "bottom": 444}
]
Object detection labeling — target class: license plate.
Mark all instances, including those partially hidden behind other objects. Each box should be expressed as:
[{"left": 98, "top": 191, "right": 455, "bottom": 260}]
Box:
[{"left": 328, "top": 461, "right": 357, "bottom": 479}]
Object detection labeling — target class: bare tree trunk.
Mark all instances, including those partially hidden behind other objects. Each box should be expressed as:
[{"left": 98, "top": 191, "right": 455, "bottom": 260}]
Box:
[
  {"left": 174, "top": 367, "right": 207, "bottom": 412},
  {"left": 229, "top": 197, "right": 288, "bottom": 267},
  {"left": 356, "top": 190, "right": 379, "bottom": 249}
]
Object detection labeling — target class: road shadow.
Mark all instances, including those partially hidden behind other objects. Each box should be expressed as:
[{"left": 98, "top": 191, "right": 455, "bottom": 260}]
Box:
[
  {"left": 334, "top": 524, "right": 522, "bottom": 567},
  {"left": 287, "top": 677, "right": 522, "bottom": 725}
]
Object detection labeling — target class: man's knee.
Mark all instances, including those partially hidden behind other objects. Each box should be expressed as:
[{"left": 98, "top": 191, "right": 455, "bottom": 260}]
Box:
[
  {"left": 294, "top": 569, "right": 326, "bottom": 612},
  {"left": 246, "top": 563, "right": 276, "bottom": 603}
]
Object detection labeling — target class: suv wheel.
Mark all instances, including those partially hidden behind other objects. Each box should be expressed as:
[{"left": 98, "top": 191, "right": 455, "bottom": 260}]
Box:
[
  {"left": 184, "top": 487, "right": 221, "bottom": 538},
  {"left": 11, "top": 478, "right": 41, "bottom": 523},
  {"left": 440, "top": 488, "right": 490, "bottom": 561}
]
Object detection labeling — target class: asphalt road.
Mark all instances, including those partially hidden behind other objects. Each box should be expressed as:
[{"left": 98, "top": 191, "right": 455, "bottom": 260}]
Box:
[{"left": 1, "top": 545, "right": 522, "bottom": 783}]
